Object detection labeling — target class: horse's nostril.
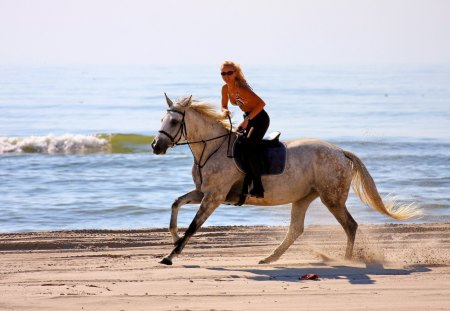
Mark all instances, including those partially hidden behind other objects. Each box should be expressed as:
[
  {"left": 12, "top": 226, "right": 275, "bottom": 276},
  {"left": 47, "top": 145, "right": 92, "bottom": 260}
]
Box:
[
  {"left": 152, "top": 143, "right": 161, "bottom": 154},
  {"left": 151, "top": 139, "right": 158, "bottom": 150}
]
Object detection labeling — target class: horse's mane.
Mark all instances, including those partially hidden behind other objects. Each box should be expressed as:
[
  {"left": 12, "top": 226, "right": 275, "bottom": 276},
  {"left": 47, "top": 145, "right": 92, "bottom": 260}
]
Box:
[{"left": 175, "top": 97, "right": 232, "bottom": 130}]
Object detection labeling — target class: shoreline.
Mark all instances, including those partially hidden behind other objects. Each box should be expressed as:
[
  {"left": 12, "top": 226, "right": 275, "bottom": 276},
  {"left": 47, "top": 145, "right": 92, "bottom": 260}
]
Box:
[{"left": 1, "top": 223, "right": 449, "bottom": 310}]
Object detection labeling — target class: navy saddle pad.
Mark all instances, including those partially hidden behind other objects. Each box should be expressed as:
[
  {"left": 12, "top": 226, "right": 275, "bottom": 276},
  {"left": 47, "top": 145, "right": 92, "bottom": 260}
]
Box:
[{"left": 233, "top": 131, "right": 287, "bottom": 176}]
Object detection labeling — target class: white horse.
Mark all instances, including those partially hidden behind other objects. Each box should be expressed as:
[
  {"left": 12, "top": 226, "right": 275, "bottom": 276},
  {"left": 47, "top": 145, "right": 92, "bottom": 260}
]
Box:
[{"left": 151, "top": 95, "right": 420, "bottom": 265}]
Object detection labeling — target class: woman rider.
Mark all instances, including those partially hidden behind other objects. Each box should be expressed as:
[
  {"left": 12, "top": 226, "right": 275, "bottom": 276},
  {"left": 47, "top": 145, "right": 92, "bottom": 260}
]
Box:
[{"left": 220, "top": 61, "right": 270, "bottom": 198}]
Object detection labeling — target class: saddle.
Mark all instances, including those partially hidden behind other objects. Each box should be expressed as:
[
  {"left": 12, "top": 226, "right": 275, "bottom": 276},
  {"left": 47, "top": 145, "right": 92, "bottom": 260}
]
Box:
[{"left": 232, "top": 131, "right": 287, "bottom": 176}]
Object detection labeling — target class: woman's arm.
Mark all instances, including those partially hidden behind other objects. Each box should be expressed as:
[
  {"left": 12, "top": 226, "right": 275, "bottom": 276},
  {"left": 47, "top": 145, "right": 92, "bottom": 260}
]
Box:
[
  {"left": 221, "top": 85, "right": 231, "bottom": 116},
  {"left": 236, "top": 86, "right": 266, "bottom": 131},
  {"left": 239, "top": 86, "right": 265, "bottom": 120}
]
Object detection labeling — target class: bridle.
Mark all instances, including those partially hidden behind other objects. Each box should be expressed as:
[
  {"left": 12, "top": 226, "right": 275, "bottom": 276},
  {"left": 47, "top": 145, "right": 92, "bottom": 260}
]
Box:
[
  {"left": 158, "top": 108, "right": 234, "bottom": 184},
  {"left": 158, "top": 108, "right": 186, "bottom": 146}
]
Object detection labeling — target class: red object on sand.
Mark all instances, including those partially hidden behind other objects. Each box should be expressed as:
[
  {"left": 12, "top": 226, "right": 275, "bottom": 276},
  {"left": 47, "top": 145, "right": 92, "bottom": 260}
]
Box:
[{"left": 300, "top": 274, "right": 319, "bottom": 280}]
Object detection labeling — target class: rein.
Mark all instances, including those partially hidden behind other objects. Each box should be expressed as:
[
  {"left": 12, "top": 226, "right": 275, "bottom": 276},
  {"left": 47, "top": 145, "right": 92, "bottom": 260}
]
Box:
[{"left": 158, "top": 109, "right": 234, "bottom": 185}]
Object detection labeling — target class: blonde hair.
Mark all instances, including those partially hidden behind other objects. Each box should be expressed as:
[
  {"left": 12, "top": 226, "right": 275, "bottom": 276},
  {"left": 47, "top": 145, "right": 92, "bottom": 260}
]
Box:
[{"left": 221, "top": 61, "right": 251, "bottom": 88}]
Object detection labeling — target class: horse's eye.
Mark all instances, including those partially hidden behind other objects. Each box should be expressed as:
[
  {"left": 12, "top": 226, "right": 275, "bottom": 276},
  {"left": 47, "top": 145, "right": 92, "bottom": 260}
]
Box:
[{"left": 170, "top": 119, "right": 178, "bottom": 125}]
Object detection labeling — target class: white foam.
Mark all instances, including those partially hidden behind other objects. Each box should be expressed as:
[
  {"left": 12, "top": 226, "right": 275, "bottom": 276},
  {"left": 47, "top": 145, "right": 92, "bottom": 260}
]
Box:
[{"left": 0, "top": 134, "right": 109, "bottom": 154}]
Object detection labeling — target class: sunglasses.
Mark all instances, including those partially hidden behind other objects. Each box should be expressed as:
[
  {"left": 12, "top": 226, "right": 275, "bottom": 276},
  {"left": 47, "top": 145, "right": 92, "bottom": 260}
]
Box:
[{"left": 221, "top": 70, "right": 235, "bottom": 76}]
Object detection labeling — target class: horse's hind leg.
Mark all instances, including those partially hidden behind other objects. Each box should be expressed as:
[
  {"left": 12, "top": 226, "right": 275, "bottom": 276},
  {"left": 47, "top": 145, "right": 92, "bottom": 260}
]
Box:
[
  {"left": 321, "top": 198, "right": 358, "bottom": 259},
  {"left": 329, "top": 206, "right": 357, "bottom": 259},
  {"left": 259, "top": 193, "right": 317, "bottom": 264},
  {"left": 170, "top": 190, "right": 203, "bottom": 244}
]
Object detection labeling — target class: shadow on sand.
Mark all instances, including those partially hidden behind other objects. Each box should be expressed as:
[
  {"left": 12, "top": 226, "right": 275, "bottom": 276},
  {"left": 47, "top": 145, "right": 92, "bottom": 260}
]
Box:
[{"left": 208, "top": 263, "right": 431, "bottom": 285}]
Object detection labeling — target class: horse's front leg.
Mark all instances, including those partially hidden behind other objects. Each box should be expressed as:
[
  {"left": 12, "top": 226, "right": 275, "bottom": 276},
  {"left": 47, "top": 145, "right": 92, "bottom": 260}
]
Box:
[
  {"left": 160, "top": 192, "right": 223, "bottom": 265},
  {"left": 170, "top": 190, "right": 204, "bottom": 244}
]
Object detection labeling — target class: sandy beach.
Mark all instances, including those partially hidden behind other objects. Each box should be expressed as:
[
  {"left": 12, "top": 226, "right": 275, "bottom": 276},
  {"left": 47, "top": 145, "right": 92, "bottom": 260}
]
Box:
[{"left": 1, "top": 223, "right": 449, "bottom": 310}]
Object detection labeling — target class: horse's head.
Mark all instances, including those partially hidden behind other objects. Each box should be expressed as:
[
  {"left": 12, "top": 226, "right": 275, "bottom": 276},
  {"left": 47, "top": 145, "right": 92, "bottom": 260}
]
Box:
[{"left": 151, "top": 94, "right": 192, "bottom": 155}]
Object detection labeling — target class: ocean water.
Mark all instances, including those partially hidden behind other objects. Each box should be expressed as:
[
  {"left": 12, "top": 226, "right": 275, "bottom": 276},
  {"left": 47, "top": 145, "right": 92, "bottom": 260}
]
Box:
[{"left": 0, "top": 65, "right": 449, "bottom": 232}]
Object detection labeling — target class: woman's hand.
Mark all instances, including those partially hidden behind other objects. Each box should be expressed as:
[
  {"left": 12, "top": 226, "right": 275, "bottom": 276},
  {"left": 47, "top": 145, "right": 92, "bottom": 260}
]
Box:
[{"left": 222, "top": 109, "right": 231, "bottom": 117}]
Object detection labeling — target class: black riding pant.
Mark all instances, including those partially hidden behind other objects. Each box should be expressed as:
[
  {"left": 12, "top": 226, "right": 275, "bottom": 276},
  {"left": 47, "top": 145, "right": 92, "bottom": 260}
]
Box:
[{"left": 243, "top": 109, "right": 270, "bottom": 192}]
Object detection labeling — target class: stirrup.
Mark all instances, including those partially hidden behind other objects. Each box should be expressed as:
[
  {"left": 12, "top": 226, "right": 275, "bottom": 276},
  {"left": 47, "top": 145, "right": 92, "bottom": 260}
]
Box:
[{"left": 249, "top": 190, "right": 264, "bottom": 198}]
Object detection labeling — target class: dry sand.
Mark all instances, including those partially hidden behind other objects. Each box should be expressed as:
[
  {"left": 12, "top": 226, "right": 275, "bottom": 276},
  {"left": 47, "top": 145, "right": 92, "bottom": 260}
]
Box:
[{"left": 1, "top": 223, "right": 449, "bottom": 310}]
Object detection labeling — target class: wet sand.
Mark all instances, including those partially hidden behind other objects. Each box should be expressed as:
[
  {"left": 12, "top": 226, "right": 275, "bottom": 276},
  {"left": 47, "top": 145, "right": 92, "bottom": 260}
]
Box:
[{"left": 1, "top": 223, "right": 449, "bottom": 310}]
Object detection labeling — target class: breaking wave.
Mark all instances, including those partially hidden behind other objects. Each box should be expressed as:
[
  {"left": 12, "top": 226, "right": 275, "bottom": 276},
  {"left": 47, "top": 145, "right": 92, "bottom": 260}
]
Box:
[{"left": 0, "top": 133, "right": 155, "bottom": 154}]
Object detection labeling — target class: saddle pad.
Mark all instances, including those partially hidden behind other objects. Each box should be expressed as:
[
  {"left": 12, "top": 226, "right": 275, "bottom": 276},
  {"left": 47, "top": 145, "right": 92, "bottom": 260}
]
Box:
[{"left": 232, "top": 139, "right": 287, "bottom": 176}]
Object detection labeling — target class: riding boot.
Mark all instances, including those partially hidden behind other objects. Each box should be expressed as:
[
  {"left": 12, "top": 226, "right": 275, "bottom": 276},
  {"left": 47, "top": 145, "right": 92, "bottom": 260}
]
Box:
[
  {"left": 249, "top": 176, "right": 264, "bottom": 198},
  {"left": 245, "top": 146, "right": 264, "bottom": 198}
]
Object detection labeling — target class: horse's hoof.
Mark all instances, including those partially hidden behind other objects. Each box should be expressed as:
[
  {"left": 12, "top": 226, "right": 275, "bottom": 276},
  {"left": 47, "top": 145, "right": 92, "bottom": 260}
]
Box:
[
  {"left": 159, "top": 257, "right": 173, "bottom": 265},
  {"left": 258, "top": 259, "right": 269, "bottom": 264}
]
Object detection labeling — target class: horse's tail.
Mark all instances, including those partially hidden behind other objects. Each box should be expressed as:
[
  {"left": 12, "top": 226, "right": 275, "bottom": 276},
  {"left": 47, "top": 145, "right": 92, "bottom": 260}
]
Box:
[{"left": 343, "top": 150, "right": 421, "bottom": 220}]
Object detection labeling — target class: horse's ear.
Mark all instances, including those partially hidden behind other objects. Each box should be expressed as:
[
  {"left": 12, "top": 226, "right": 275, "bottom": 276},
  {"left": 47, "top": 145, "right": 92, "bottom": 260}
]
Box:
[
  {"left": 179, "top": 95, "right": 192, "bottom": 107},
  {"left": 164, "top": 93, "right": 174, "bottom": 108}
]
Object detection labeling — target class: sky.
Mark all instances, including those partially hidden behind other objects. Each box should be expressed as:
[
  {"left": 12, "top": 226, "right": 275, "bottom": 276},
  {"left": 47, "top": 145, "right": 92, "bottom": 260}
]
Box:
[{"left": 0, "top": 0, "right": 449, "bottom": 65}]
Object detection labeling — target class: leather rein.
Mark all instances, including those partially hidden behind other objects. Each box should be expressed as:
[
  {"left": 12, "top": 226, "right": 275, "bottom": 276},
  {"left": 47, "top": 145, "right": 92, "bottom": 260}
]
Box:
[{"left": 158, "top": 108, "right": 234, "bottom": 185}]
